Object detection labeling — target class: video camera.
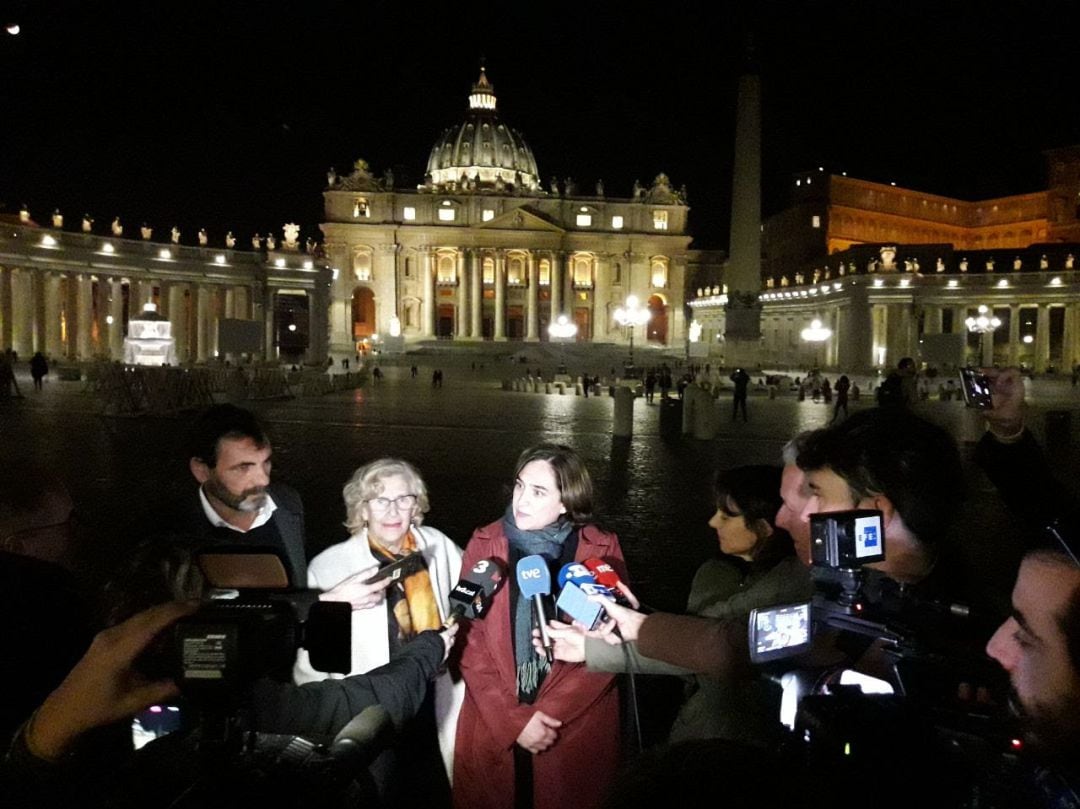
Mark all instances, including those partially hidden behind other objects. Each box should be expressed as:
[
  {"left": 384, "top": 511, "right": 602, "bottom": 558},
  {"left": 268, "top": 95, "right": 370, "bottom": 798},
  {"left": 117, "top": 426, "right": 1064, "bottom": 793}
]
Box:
[
  {"left": 746, "top": 511, "right": 1018, "bottom": 803},
  {"left": 141, "top": 547, "right": 351, "bottom": 705}
]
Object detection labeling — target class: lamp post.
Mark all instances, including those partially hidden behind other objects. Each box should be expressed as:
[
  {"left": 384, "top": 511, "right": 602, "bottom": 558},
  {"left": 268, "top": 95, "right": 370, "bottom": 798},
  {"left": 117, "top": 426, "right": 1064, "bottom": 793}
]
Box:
[
  {"left": 548, "top": 314, "right": 578, "bottom": 374},
  {"left": 799, "top": 318, "right": 832, "bottom": 370},
  {"left": 613, "top": 295, "right": 651, "bottom": 369},
  {"left": 965, "top": 305, "right": 1001, "bottom": 367}
]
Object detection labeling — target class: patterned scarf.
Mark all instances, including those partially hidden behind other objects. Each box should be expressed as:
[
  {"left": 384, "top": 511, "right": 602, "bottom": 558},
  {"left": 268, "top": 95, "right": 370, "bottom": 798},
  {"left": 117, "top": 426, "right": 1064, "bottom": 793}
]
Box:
[
  {"left": 503, "top": 506, "right": 573, "bottom": 701},
  {"left": 369, "top": 530, "right": 441, "bottom": 640}
]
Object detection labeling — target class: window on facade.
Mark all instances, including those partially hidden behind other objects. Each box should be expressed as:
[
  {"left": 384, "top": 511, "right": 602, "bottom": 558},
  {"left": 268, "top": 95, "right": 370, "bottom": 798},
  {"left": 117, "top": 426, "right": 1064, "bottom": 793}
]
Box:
[
  {"left": 353, "top": 249, "right": 373, "bottom": 282},
  {"left": 812, "top": 215, "right": 821, "bottom": 229},
  {"left": 438, "top": 207, "right": 456, "bottom": 222},
  {"left": 403, "top": 207, "right": 416, "bottom": 221},
  {"left": 437, "top": 254, "right": 456, "bottom": 284},
  {"left": 482, "top": 257, "right": 495, "bottom": 285},
  {"left": 653, "top": 210, "right": 668, "bottom": 230},
  {"left": 538, "top": 259, "right": 551, "bottom": 286},
  {"left": 572, "top": 255, "right": 593, "bottom": 288},
  {"left": 613, "top": 262, "right": 622, "bottom": 284},
  {"left": 482, "top": 209, "right": 495, "bottom": 222},
  {"left": 508, "top": 256, "right": 525, "bottom": 285},
  {"left": 404, "top": 257, "right": 412, "bottom": 277},
  {"left": 576, "top": 213, "right": 592, "bottom": 227},
  {"left": 611, "top": 215, "right": 624, "bottom": 230},
  {"left": 651, "top": 258, "right": 669, "bottom": 289},
  {"left": 353, "top": 198, "right": 370, "bottom": 219}
]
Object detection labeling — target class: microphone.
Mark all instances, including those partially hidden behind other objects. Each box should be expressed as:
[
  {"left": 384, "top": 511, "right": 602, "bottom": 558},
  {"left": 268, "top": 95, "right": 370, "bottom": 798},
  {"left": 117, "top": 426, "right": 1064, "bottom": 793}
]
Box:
[
  {"left": 447, "top": 557, "right": 506, "bottom": 624},
  {"left": 516, "top": 555, "right": 554, "bottom": 663},
  {"left": 558, "top": 562, "right": 617, "bottom": 601},
  {"left": 583, "top": 558, "right": 634, "bottom": 608},
  {"left": 329, "top": 704, "right": 394, "bottom": 767}
]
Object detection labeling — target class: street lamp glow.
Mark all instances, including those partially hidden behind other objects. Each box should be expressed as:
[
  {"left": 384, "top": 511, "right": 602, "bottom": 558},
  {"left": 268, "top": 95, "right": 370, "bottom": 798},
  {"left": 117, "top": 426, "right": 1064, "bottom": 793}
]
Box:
[
  {"left": 800, "top": 319, "right": 832, "bottom": 342},
  {"left": 548, "top": 314, "right": 578, "bottom": 340},
  {"left": 613, "top": 296, "right": 650, "bottom": 366}
]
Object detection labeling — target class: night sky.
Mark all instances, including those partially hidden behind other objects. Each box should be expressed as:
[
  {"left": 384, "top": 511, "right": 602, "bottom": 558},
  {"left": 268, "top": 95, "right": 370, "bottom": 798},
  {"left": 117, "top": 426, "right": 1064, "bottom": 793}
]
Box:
[{"left": 3, "top": 1, "right": 1079, "bottom": 250}]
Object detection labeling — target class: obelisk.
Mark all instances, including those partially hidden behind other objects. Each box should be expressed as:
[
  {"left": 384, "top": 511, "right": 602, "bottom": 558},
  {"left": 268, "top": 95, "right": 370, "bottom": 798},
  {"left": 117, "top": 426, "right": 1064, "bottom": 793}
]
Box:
[{"left": 723, "top": 44, "right": 763, "bottom": 368}]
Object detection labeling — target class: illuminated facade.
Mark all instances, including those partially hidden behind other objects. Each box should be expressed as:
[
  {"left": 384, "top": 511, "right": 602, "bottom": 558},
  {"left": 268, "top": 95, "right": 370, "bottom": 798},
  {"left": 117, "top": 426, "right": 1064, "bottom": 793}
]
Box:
[
  {"left": 320, "top": 69, "right": 691, "bottom": 354},
  {"left": 0, "top": 214, "right": 329, "bottom": 364},
  {"left": 688, "top": 147, "right": 1080, "bottom": 374}
]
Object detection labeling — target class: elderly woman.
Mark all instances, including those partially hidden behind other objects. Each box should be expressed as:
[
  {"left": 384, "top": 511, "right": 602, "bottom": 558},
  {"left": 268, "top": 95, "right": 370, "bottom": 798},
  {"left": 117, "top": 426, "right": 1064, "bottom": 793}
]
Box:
[
  {"left": 294, "top": 458, "right": 463, "bottom": 804},
  {"left": 453, "top": 443, "right": 628, "bottom": 809}
]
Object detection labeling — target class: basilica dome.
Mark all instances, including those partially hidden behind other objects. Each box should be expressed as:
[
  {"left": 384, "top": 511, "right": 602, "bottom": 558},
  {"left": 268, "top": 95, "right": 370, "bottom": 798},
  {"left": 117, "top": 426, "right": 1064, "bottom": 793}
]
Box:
[{"left": 424, "top": 69, "right": 541, "bottom": 193}]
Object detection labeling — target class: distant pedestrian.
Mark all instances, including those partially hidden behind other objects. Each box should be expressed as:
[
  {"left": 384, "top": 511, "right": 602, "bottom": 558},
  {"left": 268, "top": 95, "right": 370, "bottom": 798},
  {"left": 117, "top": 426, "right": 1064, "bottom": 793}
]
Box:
[
  {"left": 730, "top": 367, "right": 750, "bottom": 422},
  {"left": 644, "top": 370, "right": 657, "bottom": 403},
  {"left": 659, "top": 368, "right": 673, "bottom": 399},
  {"left": 831, "top": 375, "right": 850, "bottom": 423},
  {"left": 372, "top": 366, "right": 383, "bottom": 383},
  {"left": 432, "top": 368, "right": 443, "bottom": 388},
  {"left": 581, "top": 373, "right": 590, "bottom": 398},
  {"left": 821, "top": 379, "right": 832, "bottom": 404},
  {"left": 411, "top": 364, "right": 418, "bottom": 379},
  {"left": 30, "top": 352, "right": 48, "bottom": 392}
]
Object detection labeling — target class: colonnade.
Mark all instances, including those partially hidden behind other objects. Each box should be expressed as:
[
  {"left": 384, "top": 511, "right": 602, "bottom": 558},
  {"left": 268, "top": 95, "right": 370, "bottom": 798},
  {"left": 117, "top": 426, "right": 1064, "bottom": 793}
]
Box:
[{"left": 0, "top": 265, "right": 254, "bottom": 363}]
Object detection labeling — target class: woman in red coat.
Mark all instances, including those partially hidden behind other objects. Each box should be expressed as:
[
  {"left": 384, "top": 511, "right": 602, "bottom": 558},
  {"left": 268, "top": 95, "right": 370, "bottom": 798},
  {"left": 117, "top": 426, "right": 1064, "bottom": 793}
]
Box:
[{"left": 452, "top": 444, "right": 627, "bottom": 809}]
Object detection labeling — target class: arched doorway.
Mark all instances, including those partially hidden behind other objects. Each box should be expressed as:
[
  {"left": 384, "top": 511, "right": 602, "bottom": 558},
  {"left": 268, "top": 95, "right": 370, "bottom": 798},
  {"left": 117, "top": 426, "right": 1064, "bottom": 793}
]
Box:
[
  {"left": 646, "top": 295, "right": 667, "bottom": 344},
  {"left": 352, "top": 287, "right": 375, "bottom": 340}
]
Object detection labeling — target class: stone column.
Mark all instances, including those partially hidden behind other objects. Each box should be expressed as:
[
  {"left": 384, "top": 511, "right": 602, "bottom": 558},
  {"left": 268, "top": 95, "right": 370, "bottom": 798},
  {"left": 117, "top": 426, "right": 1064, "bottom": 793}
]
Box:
[
  {"left": 494, "top": 251, "right": 506, "bottom": 341},
  {"left": 76, "top": 275, "right": 93, "bottom": 360},
  {"left": 1036, "top": 304, "right": 1051, "bottom": 373},
  {"left": 456, "top": 250, "right": 468, "bottom": 339},
  {"left": 923, "top": 304, "right": 942, "bottom": 335},
  {"left": 64, "top": 275, "right": 78, "bottom": 359},
  {"left": 234, "top": 286, "right": 250, "bottom": 320},
  {"left": 196, "top": 286, "right": 210, "bottom": 362},
  {"left": 422, "top": 250, "right": 435, "bottom": 338},
  {"left": 550, "top": 251, "right": 562, "bottom": 321},
  {"left": 0, "top": 267, "right": 11, "bottom": 351},
  {"left": 307, "top": 273, "right": 331, "bottom": 366},
  {"left": 31, "top": 273, "right": 46, "bottom": 353},
  {"left": 265, "top": 288, "right": 277, "bottom": 362},
  {"left": 12, "top": 268, "right": 34, "bottom": 358},
  {"left": 45, "top": 274, "right": 62, "bottom": 358},
  {"left": 1062, "top": 304, "right": 1076, "bottom": 373},
  {"left": 224, "top": 287, "right": 236, "bottom": 319},
  {"left": 470, "top": 250, "right": 482, "bottom": 339},
  {"left": 108, "top": 279, "right": 124, "bottom": 360},
  {"left": 1008, "top": 305, "right": 1021, "bottom": 367},
  {"left": 526, "top": 252, "right": 539, "bottom": 341},
  {"left": 168, "top": 285, "right": 188, "bottom": 363}
]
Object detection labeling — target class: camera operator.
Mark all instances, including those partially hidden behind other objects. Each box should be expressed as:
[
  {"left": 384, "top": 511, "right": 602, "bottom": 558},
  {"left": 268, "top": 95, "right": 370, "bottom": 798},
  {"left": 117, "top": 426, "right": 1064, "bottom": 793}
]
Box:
[
  {"left": 3, "top": 542, "right": 459, "bottom": 809},
  {"left": 985, "top": 548, "right": 1080, "bottom": 807}
]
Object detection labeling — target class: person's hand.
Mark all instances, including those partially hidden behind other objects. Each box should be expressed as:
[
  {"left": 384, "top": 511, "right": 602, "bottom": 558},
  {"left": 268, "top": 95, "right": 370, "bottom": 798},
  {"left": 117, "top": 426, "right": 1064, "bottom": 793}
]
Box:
[
  {"left": 597, "top": 598, "right": 647, "bottom": 643},
  {"left": 27, "top": 600, "right": 198, "bottom": 761},
  {"left": 532, "top": 619, "right": 587, "bottom": 663},
  {"left": 613, "top": 582, "right": 642, "bottom": 610},
  {"left": 439, "top": 621, "right": 459, "bottom": 663},
  {"left": 319, "top": 567, "right": 393, "bottom": 610},
  {"left": 982, "top": 367, "right": 1025, "bottom": 438},
  {"left": 516, "top": 710, "right": 562, "bottom": 754}
]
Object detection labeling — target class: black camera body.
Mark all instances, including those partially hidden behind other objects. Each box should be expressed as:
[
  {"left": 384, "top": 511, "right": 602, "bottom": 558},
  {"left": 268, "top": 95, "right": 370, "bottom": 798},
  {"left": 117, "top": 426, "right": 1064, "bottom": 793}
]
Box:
[{"left": 142, "top": 548, "right": 351, "bottom": 704}]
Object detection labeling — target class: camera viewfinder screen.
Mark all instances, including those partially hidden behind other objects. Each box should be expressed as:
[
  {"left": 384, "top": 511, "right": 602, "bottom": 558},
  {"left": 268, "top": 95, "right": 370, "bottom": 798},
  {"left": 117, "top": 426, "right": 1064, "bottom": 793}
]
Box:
[{"left": 750, "top": 603, "right": 812, "bottom": 662}]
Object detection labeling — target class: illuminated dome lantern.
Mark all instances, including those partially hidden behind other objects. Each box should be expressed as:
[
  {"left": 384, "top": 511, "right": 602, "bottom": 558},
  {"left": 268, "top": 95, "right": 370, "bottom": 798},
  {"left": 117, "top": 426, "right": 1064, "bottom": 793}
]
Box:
[{"left": 424, "top": 68, "right": 540, "bottom": 193}]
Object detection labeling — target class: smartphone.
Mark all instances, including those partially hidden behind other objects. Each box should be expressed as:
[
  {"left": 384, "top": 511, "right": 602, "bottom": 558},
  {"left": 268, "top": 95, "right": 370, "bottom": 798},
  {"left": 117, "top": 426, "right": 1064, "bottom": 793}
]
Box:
[
  {"left": 959, "top": 368, "right": 993, "bottom": 410},
  {"left": 555, "top": 581, "right": 605, "bottom": 631},
  {"left": 364, "top": 552, "right": 425, "bottom": 584}
]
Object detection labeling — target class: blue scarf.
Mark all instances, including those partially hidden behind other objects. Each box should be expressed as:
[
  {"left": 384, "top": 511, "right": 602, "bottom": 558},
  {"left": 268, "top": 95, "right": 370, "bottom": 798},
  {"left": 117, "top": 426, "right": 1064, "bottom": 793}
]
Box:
[{"left": 504, "top": 506, "right": 573, "bottom": 699}]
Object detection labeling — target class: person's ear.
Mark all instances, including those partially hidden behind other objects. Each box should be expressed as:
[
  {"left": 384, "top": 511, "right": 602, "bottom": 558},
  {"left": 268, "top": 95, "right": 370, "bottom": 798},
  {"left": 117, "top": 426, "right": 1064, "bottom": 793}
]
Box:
[
  {"left": 865, "top": 494, "right": 897, "bottom": 527},
  {"left": 750, "top": 518, "right": 774, "bottom": 540},
  {"left": 190, "top": 458, "right": 211, "bottom": 484}
]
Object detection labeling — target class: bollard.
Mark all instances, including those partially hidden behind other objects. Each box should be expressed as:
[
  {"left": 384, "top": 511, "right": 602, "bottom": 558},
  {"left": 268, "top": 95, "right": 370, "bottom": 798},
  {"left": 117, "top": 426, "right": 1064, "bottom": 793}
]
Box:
[
  {"left": 613, "top": 386, "right": 634, "bottom": 438},
  {"left": 545, "top": 382, "right": 551, "bottom": 394},
  {"left": 575, "top": 383, "right": 582, "bottom": 396}
]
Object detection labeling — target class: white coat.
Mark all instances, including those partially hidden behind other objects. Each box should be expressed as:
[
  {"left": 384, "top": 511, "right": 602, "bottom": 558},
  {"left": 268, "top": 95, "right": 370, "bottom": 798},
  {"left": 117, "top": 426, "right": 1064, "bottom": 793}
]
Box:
[{"left": 293, "top": 524, "right": 465, "bottom": 780}]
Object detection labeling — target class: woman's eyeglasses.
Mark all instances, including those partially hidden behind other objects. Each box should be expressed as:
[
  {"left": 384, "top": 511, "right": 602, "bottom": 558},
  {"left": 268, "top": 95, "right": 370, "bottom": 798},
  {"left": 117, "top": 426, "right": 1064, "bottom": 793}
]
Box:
[{"left": 367, "top": 494, "right": 418, "bottom": 514}]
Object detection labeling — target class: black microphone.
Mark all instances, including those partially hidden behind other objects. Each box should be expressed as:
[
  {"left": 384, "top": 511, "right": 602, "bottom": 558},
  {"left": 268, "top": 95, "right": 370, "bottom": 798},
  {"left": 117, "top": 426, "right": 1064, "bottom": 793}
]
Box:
[
  {"left": 329, "top": 704, "right": 394, "bottom": 767},
  {"left": 446, "top": 557, "right": 507, "bottom": 624},
  {"left": 517, "top": 555, "right": 554, "bottom": 663}
]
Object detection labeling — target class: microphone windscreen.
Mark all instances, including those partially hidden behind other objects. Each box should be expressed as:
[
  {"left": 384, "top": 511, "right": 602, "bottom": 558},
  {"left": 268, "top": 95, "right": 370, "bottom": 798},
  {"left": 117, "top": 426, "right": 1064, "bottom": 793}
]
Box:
[
  {"left": 557, "top": 562, "right": 596, "bottom": 589},
  {"left": 516, "top": 554, "right": 552, "bottom": 598}
]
